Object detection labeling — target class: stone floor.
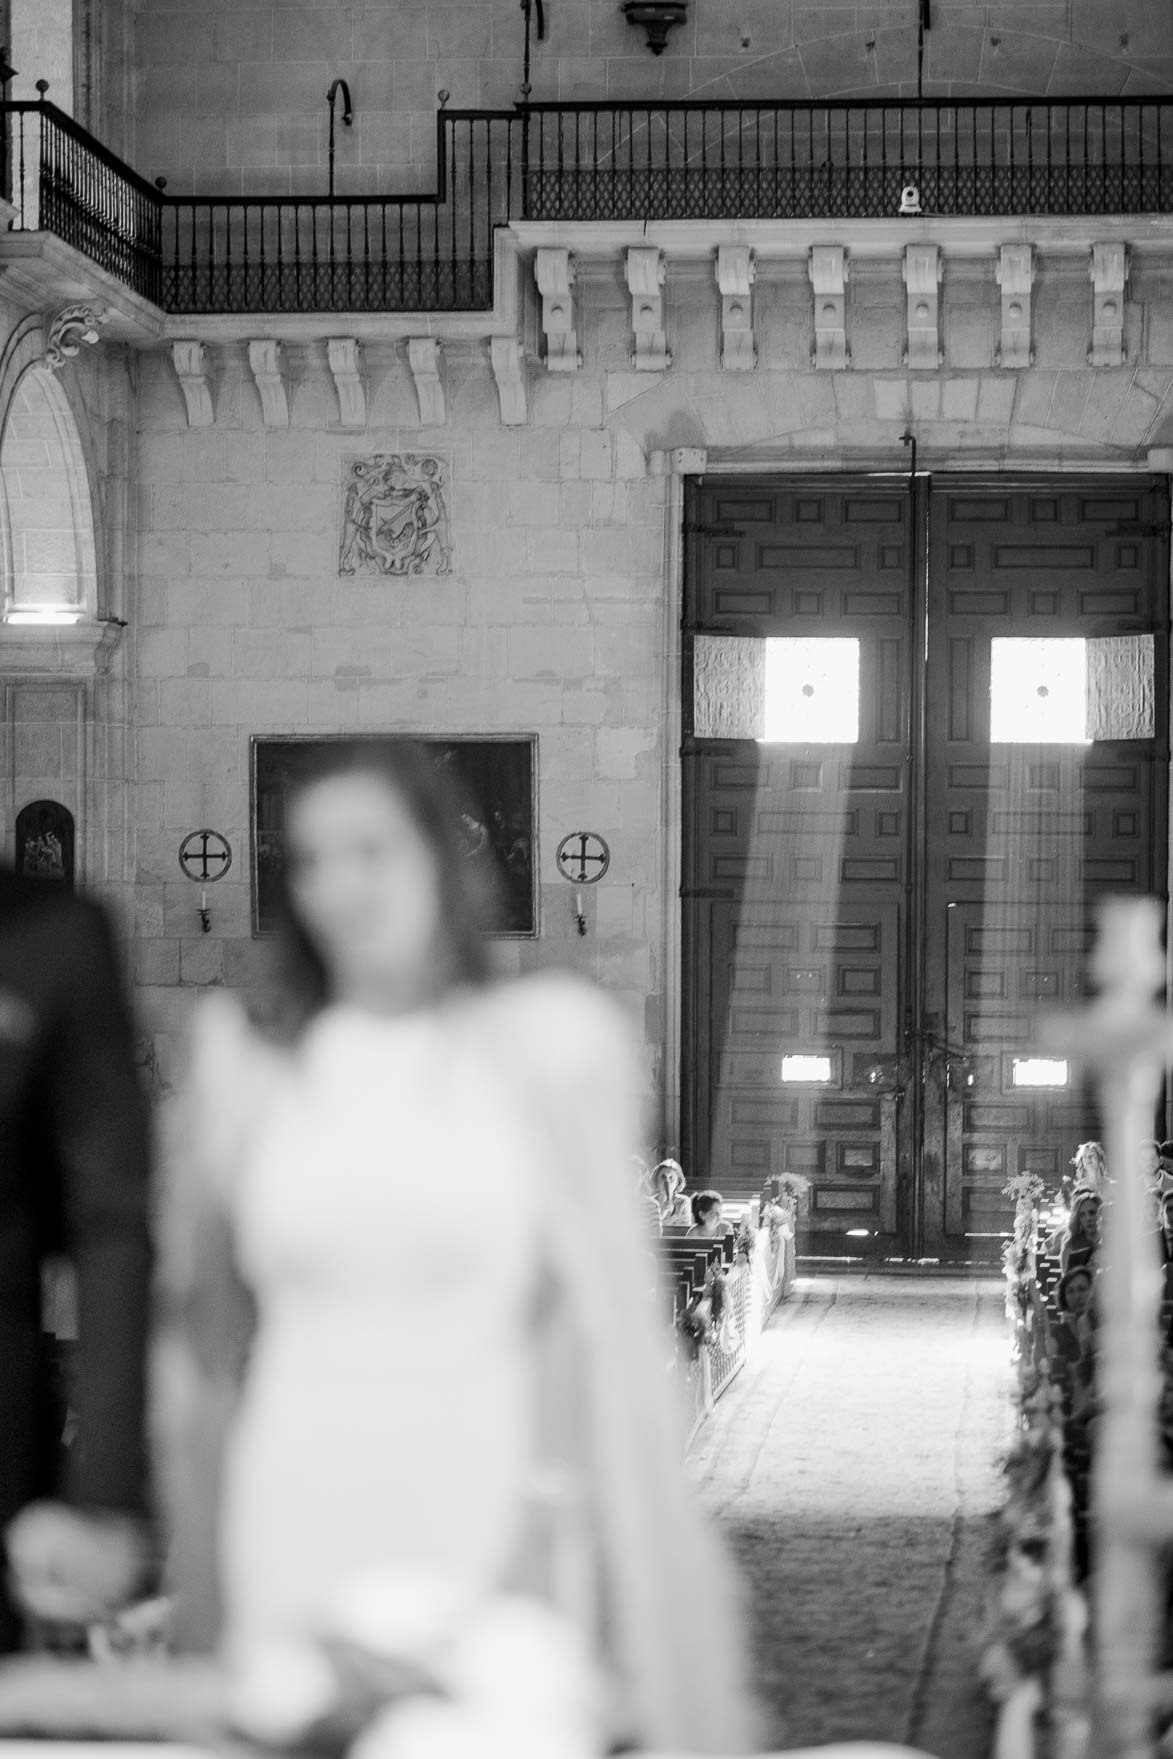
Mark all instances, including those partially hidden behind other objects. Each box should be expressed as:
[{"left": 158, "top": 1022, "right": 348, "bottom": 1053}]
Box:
[{"left": 688, "top": 1274, "right": 1014, "bottom": 1758}]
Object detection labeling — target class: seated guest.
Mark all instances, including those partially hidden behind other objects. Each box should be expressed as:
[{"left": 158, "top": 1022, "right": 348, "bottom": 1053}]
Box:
[
  {"left": 651, "top": 1158, "right": 692, "bottom": 1228},
  {"left": 1156, "top": 1192, "right": 1173, "bottom": 1306},
  {"left": 686, "top": 1190, "right": 731, "bottom": 1239},
  {"left": 632, "top": 1157, "right": 662, "bottom": 1234},
  {"left": 1044, "top": 1144, "right": 1105, "bottom": 1251},
  {"left": 1070, "top": 1139, "right": 1108, "bottom": 1196},
  {"left": 1158, "top": 1190, "right": 1173, "bottom": 1260},
  {"left": 1158, "top": 1346, "right": 1173, "bottom": 1471},
  {"left": 1139, "top": 1139, "right": 1164, "bottom": 1198},
  {"left": 1159, "top": 1140, "right": 1173, "bottom": 1197},
  {"left": 1051, "top": 1266, "right": 1097, "bottom": 1373},
  {"left": 1060, "top": 1191, "right": 1103, "bottom": 1275}
]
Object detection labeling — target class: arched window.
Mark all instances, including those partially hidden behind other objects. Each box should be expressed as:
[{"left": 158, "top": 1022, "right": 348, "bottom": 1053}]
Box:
[{"left": 0, "top": 366, "right": 98, "bottom": 625}]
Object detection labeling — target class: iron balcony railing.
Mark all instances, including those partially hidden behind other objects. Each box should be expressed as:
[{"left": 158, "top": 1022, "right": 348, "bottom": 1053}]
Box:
[
  {"left": 3, "top": 96, "right": 164, "bottom": 302},
  {"left": 4, "top": 94, "right": 1173, "bottom": 316},
  {"left": 159, "top": 111, "right": 517, "bottom": 315},
  {"left": 517, "top": 98, "right": 1173, "bottom": 222}
]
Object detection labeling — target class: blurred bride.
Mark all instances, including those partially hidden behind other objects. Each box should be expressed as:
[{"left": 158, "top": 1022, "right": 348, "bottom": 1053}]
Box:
[{"left": 154, "top": 740, "right": 758, "bottom": 1756}]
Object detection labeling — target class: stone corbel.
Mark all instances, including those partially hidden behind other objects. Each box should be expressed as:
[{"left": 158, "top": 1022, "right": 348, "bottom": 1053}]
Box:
[
  {"left": 809, "top": 246, "right": 849, "bottom": 371},
  {"left": 626, "top": 246, "right": 670, "bottom": 372},
  {"left": 44, "top": 304, "right": 108, "bottom": 372},
  {"left": 996, "top": 245, "right": 1034, "bottom": 369},
  {"left": 406, "top": 338, "right": 446, "bottom": 426},
  {"left": 903, "top": 244, "right": 942, "bottom": 370},
  {"left": 489, "top": 337, "right": 527, "bottom": 426},
  {"left": 170, "top": 340, "right": 214, "bottom": 427},
  {"left": 246, "top": 339, "right": 289, "bottom": 428},
  {"left": 715, "top": 245, "right": 756, "bottom": 371},
  {"left": 534, "top": 247, "right": 580, "bottom": 373},
  {"left": 326, "top": 338, "right": 366, "bottom": 429},
  {"left": 1089, "top": 242, "right": 1128, "bottom": 367}
]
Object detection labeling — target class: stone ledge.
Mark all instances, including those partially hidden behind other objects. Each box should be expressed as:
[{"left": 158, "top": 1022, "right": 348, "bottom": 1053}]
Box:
[
  {"left": 0, "top": 234, "right": 165, "bottom": 345},
  {"left": 0, "top": 619, "right": 126, "bottom": 678},
  {"left": 507, "top": 213, "right": 1173, "bottom": 264},
  {"left": 162, "top": 230, "right": 528, "bottom": 348}
]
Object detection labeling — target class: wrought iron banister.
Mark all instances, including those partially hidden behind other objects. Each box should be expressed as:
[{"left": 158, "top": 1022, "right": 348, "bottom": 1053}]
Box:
[
  {"left": 2, "top": 95, "right": 164, "bottom": 302},
  {"left": 4, "top": 95, "right": 1173, "bottom": 317},
  {"left": 514, "top": 96, "right": 1173, "bottom": 223},
  {"left": 161, "top": 109, "right": 522, "bottom": 316}
]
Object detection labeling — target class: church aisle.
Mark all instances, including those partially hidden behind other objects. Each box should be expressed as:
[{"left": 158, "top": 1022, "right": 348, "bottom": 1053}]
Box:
[{"left": 688, "top": 1275, "right": 1014, "bottom": 1757}]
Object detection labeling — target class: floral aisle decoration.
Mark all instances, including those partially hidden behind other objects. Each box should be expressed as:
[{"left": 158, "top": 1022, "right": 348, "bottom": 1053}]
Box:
[
  {"left": 755, "top": 1174, "right": 806, "bottom": 1304},
  {"left": 676, "top": 1254, "right": 731, "bottom": 1361},
  {"left": 981, "top": 1179, "right": 1089, "bottom": 1753},
  {"left": 1001, "top": 1172, "right": 1045, "bottom": 1359},
  {"left": 979, "top": 1371, "right": 1086, "bottom": 1741}
]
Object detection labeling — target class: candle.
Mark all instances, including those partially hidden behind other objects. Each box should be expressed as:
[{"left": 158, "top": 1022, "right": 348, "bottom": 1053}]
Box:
[
  {"left": 201, "top": 888, "right": 207, "bottom": 910},
  {"left": 575, "top": 891, "right": 583, "bottom": 917}
]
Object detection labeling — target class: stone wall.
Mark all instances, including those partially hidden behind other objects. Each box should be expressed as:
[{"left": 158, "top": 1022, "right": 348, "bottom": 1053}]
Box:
[
  {"left": 130, "top": 0, "right": 1173, "bottom": 197},
  {"left": 130, "top": 338, "right": 666, "bottom": 1088},
  {"left": 0, "top": 311, "right": 138, "bottom": 958},
  {"left": 127, "top": 235, "right": 1173, "bottom": 1098}
]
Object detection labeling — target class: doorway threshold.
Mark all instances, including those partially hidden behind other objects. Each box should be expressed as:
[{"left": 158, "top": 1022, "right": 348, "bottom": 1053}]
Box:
[{"left": 798, "top": 1255, "right": 1003, "bottom": 1277}]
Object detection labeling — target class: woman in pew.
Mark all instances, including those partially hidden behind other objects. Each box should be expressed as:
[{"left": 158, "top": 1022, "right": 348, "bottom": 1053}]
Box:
[
  {"left": 156, "top": 739, "right": 758, "bottom": 1757},
  {"left": 1060, "top": 1191, "right": 1103, "bottom": 1275},
  {"left": 1050, "top": 1268, "right": 1097, "bottom": 1373},
  {"left": 686, "top": 1190, "right": 732, "bottom": 1240},
  {"left": 1070, "top": 1139, "right": 1108, "bottom": 1196},
  {"left": 651, "top": 1157, "right": 692, "bottom": 1229}
]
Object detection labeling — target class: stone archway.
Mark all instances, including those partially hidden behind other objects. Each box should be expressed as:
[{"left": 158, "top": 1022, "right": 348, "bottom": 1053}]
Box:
[
  {"left": 0, "top": 319, "right": 127, "bottom": 895},
  {"left": 0, "top": 361, "right": 98, "bottom": 620}
]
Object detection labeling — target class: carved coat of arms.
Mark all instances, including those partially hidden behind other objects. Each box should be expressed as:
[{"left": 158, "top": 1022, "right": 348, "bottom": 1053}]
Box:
[{"left": 339, "top": 454, "right": 452, "bottom": 578}]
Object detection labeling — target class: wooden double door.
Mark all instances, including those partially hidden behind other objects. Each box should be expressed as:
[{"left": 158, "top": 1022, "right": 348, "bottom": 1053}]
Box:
[{"left": 682, "top": 475, "right": 1169, "bottom": 1262}]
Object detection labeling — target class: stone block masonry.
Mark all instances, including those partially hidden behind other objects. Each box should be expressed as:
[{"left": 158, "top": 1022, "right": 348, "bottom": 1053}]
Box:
[{"left": 130, "top": 344, "right": 669, "bottom": 1078}]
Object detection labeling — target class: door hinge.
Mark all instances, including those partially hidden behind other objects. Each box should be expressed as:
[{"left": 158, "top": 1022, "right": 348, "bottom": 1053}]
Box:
[{"left": 684, "top": 521, "right": 744, "bottom": 538}]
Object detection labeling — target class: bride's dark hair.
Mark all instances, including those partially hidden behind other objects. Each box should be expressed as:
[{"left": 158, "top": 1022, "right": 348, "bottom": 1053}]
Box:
[{"left": 266, "top": 739, "right": 499, "bottom": 1035}]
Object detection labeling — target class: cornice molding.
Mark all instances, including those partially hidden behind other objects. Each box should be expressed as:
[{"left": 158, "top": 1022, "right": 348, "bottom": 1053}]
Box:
[{"left": 0, "top": 619, "right": 125, "bottom": 678}]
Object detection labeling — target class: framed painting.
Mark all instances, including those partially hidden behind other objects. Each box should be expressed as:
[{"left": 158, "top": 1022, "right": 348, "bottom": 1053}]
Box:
[
  {"left": 15, "top": 800, "right": 75, "bottom": 889},
  {"left": 250, "top": 735, "right": 538, "bottom": 937}
]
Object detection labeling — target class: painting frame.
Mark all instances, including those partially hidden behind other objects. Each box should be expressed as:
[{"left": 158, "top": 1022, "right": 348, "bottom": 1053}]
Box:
[{"left": 250, "top": 734, "right": 538, "bottom": 939}]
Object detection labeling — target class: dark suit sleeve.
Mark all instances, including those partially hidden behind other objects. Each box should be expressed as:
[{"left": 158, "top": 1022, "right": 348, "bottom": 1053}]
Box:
[{"left": 50, "top": 902, "right": 152, "bottom": 1515}]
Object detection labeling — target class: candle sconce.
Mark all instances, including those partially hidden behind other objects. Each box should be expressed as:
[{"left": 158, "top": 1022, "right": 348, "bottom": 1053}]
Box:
[
  {"left": 178, "top": 829, "right": 233, "bottom": 937},
  {"left": 555, "top": 831, "right": 611, "bottom": 938},
  {"left": 620, "top": 1, "right": 688, "bottom": 55}
]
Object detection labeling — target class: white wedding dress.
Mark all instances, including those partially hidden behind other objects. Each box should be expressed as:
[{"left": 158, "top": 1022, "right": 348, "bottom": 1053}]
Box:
[
  {"left": 164, "top": 973, "right": 934, "bottom": 1757},
  {"left": 216, "top": 994, "right": 549, "bottom": 1658}
]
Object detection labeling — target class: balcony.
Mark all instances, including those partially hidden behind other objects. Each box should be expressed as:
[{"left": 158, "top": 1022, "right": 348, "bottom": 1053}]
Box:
[{"left": 5, "top": 93, "right": 1173, "bottom": 319}]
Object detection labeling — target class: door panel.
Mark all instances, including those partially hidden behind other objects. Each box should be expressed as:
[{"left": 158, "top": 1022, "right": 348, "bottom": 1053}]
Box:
[
  {"left": 683, "top": 482, "right": 912, "bottom": 1258},
  {"left": 700, "top": 892, "right": 902, "bottom": 1245},
  {"left": 683, "top": 474, "right": 1169, "bottom": 1263},
  {"left": 922, "top": 481, "right": 1169, "bottom": 1256}
]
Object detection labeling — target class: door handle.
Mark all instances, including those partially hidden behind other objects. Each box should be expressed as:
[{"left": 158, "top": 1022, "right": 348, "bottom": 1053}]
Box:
[
  {"left": 946, "top": 1057, "right": 976, "bottom": 1094},
  {"left": 866, "top": 1057, "right": 906, "bottom": 1096}
]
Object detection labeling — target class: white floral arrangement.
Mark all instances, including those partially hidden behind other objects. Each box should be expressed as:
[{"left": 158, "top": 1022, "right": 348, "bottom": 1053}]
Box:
[{"left": 226, "top": 1571, "right": 604, "bottom": 1759}]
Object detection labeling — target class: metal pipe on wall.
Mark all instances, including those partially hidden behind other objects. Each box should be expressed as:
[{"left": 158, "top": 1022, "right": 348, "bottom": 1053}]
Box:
[{"left": 326, "top": 77, "right": 353, "bottom": 199}]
